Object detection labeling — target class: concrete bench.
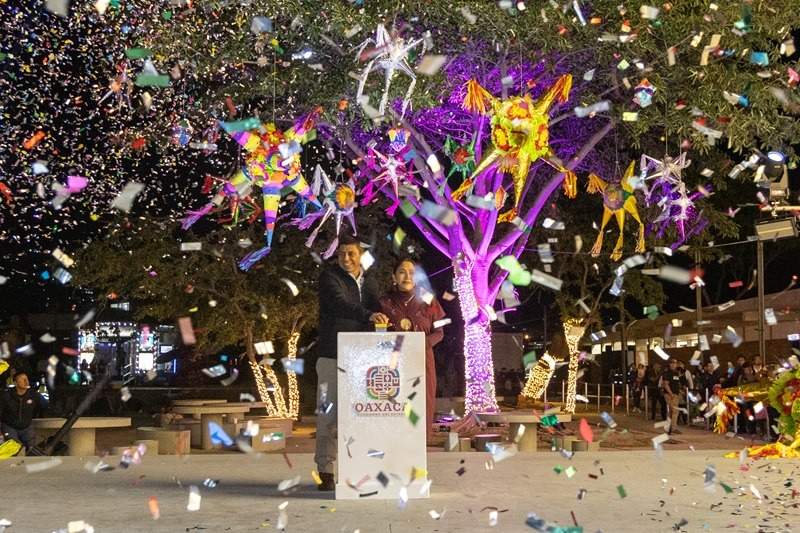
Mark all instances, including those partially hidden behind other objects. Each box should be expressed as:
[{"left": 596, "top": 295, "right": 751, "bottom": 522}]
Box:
[
  {"left": 32, "top": 417, "right": 131, "bottom": 457},
  {"left": 172, "top": 399, "right": 228, "bottom": 406},
  {"left": 170, "top": 405, "right": 251, "bottom": 450},
  {"left": 476, "top": 412, "right": 573, "bottom": 452},
  {"left": 134, "top": 439, "right": 159, "bottom": 455},
  {"left": 206, "top": 419, "right": 286, "bottom": 453},
  {"left": 571, "top": 440, "right": 600, "bottom": 452},
  {"left": 171, "top": 400, "right": 228, "bottom": 421},
  {"left": 172, "top": 418, "right": 202, "bottom": 448},
  {"left": 237, "top": 430, "right": 286, "bottom": 453},
  {"left": 136, "top": 427, "right": 190, "bottom": 455},
  {"left": 472, "top": 433, "right": 502, "bottom": 451},
  {"left": 242, "top": 417, "right": 293, "bottom": 438}
]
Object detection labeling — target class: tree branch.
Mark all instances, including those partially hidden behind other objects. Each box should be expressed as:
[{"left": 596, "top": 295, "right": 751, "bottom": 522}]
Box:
[
  {"left": 475, "top": 167, "right": 502, "bottom": 257},
  {"left": 341, "top": 129, "right": 451, "bottom": 255}
]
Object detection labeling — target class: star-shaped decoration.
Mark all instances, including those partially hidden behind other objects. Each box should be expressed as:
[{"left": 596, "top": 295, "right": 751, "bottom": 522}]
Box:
[
  {"left": 355, "top": 25, "right": 426, "bottom": 116},
  {"left": 640, "top": 151, "right": 691, "bottom": 187},
  {"left": 641, "top": 152, "right": 708, "bottom": 247},
  {"left": 295, "top": 165, "right": 358, "bottom": 258}
]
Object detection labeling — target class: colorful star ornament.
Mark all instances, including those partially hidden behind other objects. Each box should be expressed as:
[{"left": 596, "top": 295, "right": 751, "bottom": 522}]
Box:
[
  {"left": 181, "top": 108, "right": 323, "bottom": 270},
  {"left": 640, "top": 151, "right": 708, "bottom": 248},
  {"left": 361, "top": 127, "right": 416, "bottom": 216},
  {"left": 443, "top": 135, "right": 476, "bottom": 181},
  {"left": 295, "top": 165, "right": 358, "bottom": 259},
  {"left": 586, "top": 161, "right": 646, "bottom": 261},
  {"left": 452, "top": 74, "right": 577, "bottom": 222},
  {"left": 196, "top": 173, "right": 264, "bottom": 227},
  {"left": 632, "top": 79, "right": 655, "bottom": 108},
  {"left": 355, "top": 24, "right": 426, "bottom": 117}
]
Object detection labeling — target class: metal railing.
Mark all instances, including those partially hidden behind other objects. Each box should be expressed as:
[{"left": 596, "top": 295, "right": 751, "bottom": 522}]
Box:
[
  {"left": 538, "top": 381, "right": 771, "bottom": 438},
  {"left": 540, "top": 380, "right": 619, "bottom": 412}
]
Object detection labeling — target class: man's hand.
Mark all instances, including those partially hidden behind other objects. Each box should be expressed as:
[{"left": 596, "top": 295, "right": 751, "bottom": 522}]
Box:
[{"left": 369, "top": 312, "right": 390, "bottom": 324}]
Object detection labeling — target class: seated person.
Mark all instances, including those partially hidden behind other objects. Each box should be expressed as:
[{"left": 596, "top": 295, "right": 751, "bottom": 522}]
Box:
[{"left": 0, "top": 371, "right": 48, "bottom": 450}]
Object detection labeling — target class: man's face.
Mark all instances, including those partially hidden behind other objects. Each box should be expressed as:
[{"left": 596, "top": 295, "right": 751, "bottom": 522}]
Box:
[
  {"left": 337, "top": 243, "right": 362, "bottom": 275},
  {"left": 669, "top": 360, "right": 678, "bottom": 371},
  {"left": 14, "top": 374, "right": 29, "bottom": 390},
  {"left": 705, "top": 363, "right": 713, "bottom": 372},
  {"left": 753, "top": 356, "right": 762, "bottom": 366},
  {"left": 737, "top": 356, "right": 746, "bottom": 366}
]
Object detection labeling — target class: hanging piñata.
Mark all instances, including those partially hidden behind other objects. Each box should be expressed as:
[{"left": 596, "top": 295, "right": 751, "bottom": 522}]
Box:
[
  {"left": 453, "top": 74, "right": 576, "bottom": 222},
  {"left": 182, "top": 108, "right": 323, "bottom": 270},
  {"left": 586, "top": 161, "right": 646, "bottom": 261}
]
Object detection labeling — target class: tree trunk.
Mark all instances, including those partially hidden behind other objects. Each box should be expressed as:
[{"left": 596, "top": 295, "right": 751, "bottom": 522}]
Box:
[
  {"left": 562, "top": 318, "right": 587, "bottom": 414},
  {"left": 244, "top": 322, "right": 256, "bottom": 363},
  {"left": 285, "top": 330, "right": 300, "bottom": 420},
  {"left": 245, "top": 322, "right": 281, "bottom": 416},
  {"left": 454, "top": 260, "right": 499, "bottom": 414}
]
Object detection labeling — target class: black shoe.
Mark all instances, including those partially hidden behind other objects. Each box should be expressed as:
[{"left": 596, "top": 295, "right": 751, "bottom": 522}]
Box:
[{"left": 318, "top": 472, "right": 335, "bottom": 491}]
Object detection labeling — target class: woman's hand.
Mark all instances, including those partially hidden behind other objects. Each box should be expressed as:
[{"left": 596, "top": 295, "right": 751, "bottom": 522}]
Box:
[{"left": 369, "top": 312, "right": 390, "bottom": 324}]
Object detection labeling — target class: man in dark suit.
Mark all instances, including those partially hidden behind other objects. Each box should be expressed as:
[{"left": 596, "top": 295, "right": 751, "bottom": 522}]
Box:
[
  {"left": 1, "top": 371, "right": 48, "bottom": 450},
  {"left": 315, "top": 234, "right": 387, "bottom": 491}
]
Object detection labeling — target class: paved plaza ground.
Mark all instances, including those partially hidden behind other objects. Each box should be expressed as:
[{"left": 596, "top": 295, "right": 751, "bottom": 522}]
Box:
[
  {"left": 2, "top": 412, "right": 795, "bottom": 532},
  {"left": 4, "top": 438, "right": 799, "bottom": 532}
]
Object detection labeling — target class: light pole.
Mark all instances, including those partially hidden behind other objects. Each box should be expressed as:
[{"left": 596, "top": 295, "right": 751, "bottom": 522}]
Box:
[
  {"left": 756, "top": 239, "right": 766, "bottom": 361},
  {"left": 619, "top": 294, "right": 627, "bottom": 375},
  {"left": 754, "top": 219, "right": 798, "bottom": 361},
  {"left": 695, "top": 250, "right": 703, "bottom": 357},
  {"left": 737, "top": 149, "right": 797, "bottom": 362},
  {"left": 612, "top": 315, "right": 640, "bottom": 374}
]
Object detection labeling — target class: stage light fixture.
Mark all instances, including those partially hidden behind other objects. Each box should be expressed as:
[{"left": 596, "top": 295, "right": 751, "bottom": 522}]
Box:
[
  {"left": 764, "top": 151, "right": 786, "bottom": 179},
  {"left": 755, "top": 217, "right": 798, "bottom": 240}
]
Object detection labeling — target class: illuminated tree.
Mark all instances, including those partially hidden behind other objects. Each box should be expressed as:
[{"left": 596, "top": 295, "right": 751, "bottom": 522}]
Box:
[
  {"left": 326, "top": 47, "right": 613, "bottom": 414},
  {"left": 139, "top": 1, "right": 800, "bottom": 416}
]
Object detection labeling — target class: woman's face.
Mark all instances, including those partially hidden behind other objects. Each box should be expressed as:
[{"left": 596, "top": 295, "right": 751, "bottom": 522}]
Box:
[{"left": 393, "top": 261, "right": 416, "bottom": 292}]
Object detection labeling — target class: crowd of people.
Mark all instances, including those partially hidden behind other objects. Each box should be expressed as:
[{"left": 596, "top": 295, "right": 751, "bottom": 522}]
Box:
[{"left": 628, "top": 354, "right": 776, "bottom": 436}]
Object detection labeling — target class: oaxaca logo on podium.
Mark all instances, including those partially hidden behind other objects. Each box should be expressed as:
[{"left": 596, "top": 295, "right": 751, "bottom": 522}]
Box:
[{"left": 353, "top": 365, "right": 403, "bottom": 415}]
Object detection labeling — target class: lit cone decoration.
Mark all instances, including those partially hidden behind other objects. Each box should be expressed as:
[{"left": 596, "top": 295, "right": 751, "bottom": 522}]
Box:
[{"left": 521, "top": 352, "right": 557, "bottom": 400}]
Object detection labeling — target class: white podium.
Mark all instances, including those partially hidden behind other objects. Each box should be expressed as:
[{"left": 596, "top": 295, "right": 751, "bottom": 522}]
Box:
[{"left": 336, "top": 332, "right": 428, "bottom": 500}]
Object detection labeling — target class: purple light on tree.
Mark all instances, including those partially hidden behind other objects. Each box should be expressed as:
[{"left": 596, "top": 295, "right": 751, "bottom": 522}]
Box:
[{"left": 326, "top": 47, "right": 614, "bottom": 414}]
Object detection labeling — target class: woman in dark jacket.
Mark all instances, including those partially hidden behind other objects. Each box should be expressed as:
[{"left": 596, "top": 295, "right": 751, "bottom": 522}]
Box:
[{"left": 379, "top": 259, "right": 446, "bottom": 443}]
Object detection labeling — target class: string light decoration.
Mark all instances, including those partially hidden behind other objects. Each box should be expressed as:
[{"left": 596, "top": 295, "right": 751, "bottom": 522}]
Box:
[
  {"left": 285, "top": 330, "right": 300, "bottom": 420},
  {"left": 248, "top": 331, "right": 302, "bottom": 420},
  {"left": 453, "top": 256, "right": 499, "bottom": 414},
  {"left": 563, "top": 318, "right": 587, "bottom": 414},
  {"left": 521, "top": 352, "right": 556, "bottom": 400},
  {"left": 263, "top": 361, "right": 289, "bottom": 418},
  {"left": 250, "top": 360, "right": 282, "bottom": 417}
]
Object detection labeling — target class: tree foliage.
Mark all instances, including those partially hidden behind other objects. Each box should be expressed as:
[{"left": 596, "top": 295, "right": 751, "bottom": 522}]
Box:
[
  {"left": 72, "top": 217, "right": 320, "bottom": 357},
  {"left": 143, "top": 1, "right": 799, "bottom": 157},
  {"left": 130, "top": 1, "right": 800, "bottom": 378}
]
